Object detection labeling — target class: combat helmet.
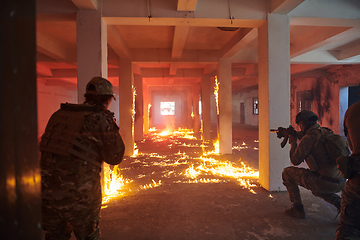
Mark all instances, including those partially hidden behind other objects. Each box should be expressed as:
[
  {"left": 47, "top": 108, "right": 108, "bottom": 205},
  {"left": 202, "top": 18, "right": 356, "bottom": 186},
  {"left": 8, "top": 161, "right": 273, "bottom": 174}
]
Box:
[
  {"left": 86, "top": 77, "right": 115, "bottom": 100},
  {"left": 295, "top": 110, "right": 318, "bottom": 126}
]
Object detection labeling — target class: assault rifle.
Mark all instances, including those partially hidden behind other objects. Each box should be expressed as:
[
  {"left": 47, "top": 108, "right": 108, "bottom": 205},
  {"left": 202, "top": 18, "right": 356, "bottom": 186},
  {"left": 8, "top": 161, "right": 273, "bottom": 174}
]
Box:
[{"left": 270, "top": 125, "right": 296, "bottom": 148}]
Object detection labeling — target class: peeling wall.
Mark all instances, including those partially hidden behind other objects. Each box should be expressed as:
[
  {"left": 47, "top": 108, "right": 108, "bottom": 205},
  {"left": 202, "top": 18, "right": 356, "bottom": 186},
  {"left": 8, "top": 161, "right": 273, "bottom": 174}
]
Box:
[
  {"left": 291, "top": 65, "right": 360, "bottom": 134},
  {"left": 231, "top": 65, "right": 360, "bottom": 134}
]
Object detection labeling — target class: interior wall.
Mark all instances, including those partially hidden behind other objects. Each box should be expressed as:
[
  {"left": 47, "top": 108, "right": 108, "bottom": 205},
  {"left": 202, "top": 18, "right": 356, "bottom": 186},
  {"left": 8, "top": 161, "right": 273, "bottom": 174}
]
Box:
[
  {"left": 291, "top": 77, "right": 339, "bottom": 132},
  {"left": 37, "top": 82, "right": 77, "bottom": 141},
  {"left": 232, "top": 89, "right": 259, "bottom": 127},
  {"left": 149, "top": 86, "right": 191, "bottom": 130},
  {"left": 291, "top": 65, "right": 360, "bottom": 134}
]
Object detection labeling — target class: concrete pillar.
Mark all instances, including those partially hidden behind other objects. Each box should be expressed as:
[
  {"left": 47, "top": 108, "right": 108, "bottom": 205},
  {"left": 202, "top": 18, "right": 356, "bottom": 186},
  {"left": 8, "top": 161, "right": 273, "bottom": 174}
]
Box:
[
  {"left": 217, "top": 58, "right": 233, "bottom": 154},
  {"left": 134, "top": 74, "right": 144, "bottom": 142},
  {"left": 192, "top": 83, "right": 200, "bottom": 134},
  {"left": 1, "top": 1, "right": 41, "bottom": 239},
  {"left": 201, "top": 75, "right": 211, "bottom": 141},
  {"left": 119, "top": 58, "right": 134, "bottom": 156},
  {"left": 187, "top": 87, "right": 193, "bottom": 129},
  {"left": 258, "top": 14, "right": 291, "bottom": 191},
  {"left": 76, "top": 10, "right": 107, "bottom": 103},
  {"left": 143, "top": 84, "right": 149, "bottom": 133},
  {"left": 149, "top": 88, "right": 153, "bottom": 128}
]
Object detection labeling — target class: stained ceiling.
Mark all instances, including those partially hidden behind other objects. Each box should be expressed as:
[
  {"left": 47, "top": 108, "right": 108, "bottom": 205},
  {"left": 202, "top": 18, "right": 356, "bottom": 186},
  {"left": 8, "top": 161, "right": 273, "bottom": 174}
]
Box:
[{"left": 35, "top": 0, "right": 360, "bottom": 91}]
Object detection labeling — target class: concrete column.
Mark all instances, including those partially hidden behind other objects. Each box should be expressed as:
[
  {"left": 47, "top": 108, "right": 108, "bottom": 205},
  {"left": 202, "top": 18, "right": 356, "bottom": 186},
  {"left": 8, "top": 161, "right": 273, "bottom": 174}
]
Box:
[
  {"left": 192, "top": 83, "right": 200, "bottom": 135},
  {"left": 187, "top": 87, "right": 193, "bottom": 129},
  {"left": 134, "top": 74, "right": 144, "bottom": 142},
  {"left": 149, "top": 88, "right": 153, "bottom": 128},
  {"left": 143, "top": 84, "right": 149, "bottom": 133},
  {"left": 258, "top": 14, "right": 291, "bottom": 191},
  {"left": 201, "top": 75, "right": 211, "bottom": 141},
  {"left": 217, "top": 58, "right": 233, "bottom": 154},
  {"left": 76, "top": 10, "right": 107, "bottom": 103},
  {"left": 119, "top": 58, "right": 134, "bottom": 156},
  {"left": 1, "top": 1, "right": 41, "bottom": 239}
]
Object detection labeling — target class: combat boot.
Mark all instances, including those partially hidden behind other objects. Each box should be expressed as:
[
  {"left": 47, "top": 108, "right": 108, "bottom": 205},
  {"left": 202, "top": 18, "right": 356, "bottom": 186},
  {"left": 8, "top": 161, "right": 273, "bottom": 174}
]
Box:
[{"left": 284, "top": 203, "right": 307, "bottom": 219}]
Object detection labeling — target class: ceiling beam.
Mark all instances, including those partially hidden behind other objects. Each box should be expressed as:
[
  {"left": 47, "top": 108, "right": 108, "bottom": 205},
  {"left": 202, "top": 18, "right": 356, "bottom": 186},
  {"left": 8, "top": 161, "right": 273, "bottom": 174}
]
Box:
[
  {"left": 131, "top": 49, "right": 220, "bottom": 64},
  {"left": 102, "top": 0, "right": 266, "bottom": 27},
  {"left": 71, "top": 0, "right": 97, "bottom": 10},
  {"left": 290, "top": 64, "right": 326, "bottom": 75},
  {"left": 141, "top": 68, "right": 203, "bottom": 78},
  {"left": 221, "top": 28, "right": 257, "bottom": 58},
  {"left": 244, "top": 64, "right": 258, "bottom": 76},
  {"left": 270, "top": 0, "right": 305, "bottom": 14},
  {"left": 177, "top": 0, "right": 198, "bottom": 11},
  {"left": 144, "top": 78, "right": 201, "bottom": 86},
  {"left": 333, "top": 40, "right": 360, "bottom": 61},
  {"left": 169, "top": 64, "right": 178, "bottom": 75},
  {"left": 290, "top": 18, "right": 360, "bottom": 27},
  {"left": 291, "top": 50, "right": 360, "bottom": 64},
  {"left": 290, "top": 26, "right": 351, "bottom": 58},
  {"left": 103, "top": 17, "right": 265, "bottom": 28},
  {"left": 107, "top": 25, "right": 131, "bottom": 58},
  {"left": 45, "top": 66, "right": 251, "bottom": 79},
  {"left": 36, "top": 32, "right": 67, "bottom": 60},
  {"left": 36, "top": 64, "right": 53, "bottom": 76},
  {"left": 133, "top": 63, "right": 141, "bottom": 75},
  {"left": 203, "top": 64, "right": 217, "bottom": 74},
  {"left": 172, "top": 26, "right": 190, "bottom": 58},
  {"left": 289, "top": 1, "right": 360, "bottom": 23}
]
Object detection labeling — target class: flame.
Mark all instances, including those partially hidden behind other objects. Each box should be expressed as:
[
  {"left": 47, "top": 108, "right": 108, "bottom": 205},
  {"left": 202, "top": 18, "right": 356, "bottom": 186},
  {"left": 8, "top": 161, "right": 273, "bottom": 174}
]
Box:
[
  {"left": 101, "top": 128, "right": 259, "bottom": 205},
  {"left": 203, "top": 139, "right": 220, "bottom": 155},
  {"left": 102, "top": 165, "right": 133, "bottom": 205},
  {"left": 214, "top": 75, "right": 219, "bottom": 115},
  {"left": 132, "top": 86, "right": 136, "bottom": 138},
  {"left": 132, "top": 143, "right": 138, "bottom": 157},
  {"left": 159, "top": 130, "right": 171, "bottom": 136}
]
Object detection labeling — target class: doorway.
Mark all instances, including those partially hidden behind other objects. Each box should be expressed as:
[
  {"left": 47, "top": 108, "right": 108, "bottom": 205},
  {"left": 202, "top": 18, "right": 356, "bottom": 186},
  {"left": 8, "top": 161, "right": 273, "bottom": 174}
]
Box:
[{"left": 240, "top": 102, "right": 245, "bottom": 124}]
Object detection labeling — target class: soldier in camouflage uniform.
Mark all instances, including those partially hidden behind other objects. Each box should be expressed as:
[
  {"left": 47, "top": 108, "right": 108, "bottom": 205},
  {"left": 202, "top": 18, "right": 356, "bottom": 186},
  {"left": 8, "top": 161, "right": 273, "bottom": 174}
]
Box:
[
  {"left": 282, "top": 110, "right": 346, "bottom": 219},
  {"left": 335, "top": 101, "right": 360, "bottom": 239},
  {"left": 40, "top": 77, "right": 125, "bottom": 240}
]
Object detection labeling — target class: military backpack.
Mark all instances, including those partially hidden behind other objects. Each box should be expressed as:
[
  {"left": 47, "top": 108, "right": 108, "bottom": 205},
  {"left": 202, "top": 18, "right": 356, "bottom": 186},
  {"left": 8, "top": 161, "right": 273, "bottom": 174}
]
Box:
[{"left": 319, "top": 127, "right": 351, "bottom": 164}]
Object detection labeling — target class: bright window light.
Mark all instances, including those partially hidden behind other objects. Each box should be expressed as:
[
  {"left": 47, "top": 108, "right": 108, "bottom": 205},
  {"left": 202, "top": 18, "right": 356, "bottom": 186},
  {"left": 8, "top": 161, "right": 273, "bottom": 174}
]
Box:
[{"left": 160, "top": 102, "right": 175, "bottom": 115}]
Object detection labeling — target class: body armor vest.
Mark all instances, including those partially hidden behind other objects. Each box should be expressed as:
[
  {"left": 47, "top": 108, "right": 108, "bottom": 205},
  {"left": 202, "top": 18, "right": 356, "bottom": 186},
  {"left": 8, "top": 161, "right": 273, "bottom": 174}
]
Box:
[{"left": 40, "top": 103, "right": 103, "bottom": 167}]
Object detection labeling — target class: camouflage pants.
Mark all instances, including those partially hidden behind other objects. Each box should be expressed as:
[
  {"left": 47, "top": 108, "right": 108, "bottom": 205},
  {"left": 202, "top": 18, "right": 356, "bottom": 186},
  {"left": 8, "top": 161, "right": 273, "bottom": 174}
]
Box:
[
  {"left": 334, "top": 178, "right": 360, "bottom": 240},
  {"left": 41, "top": 153, "right": 102, "bottom": 240},
  {"left": 282, "top": 166, "right": 345, "bottom": 207}
]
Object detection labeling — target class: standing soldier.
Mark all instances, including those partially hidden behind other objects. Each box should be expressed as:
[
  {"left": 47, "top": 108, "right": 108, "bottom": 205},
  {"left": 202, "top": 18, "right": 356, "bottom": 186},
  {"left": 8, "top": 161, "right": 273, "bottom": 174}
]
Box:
[
  {"left": 40, "top": 77, "right": 125, "bottom": 240},
  {"left": 282, "top": 110, "right": 347, "bottom": 219},
  {"left": 335, "top": 101, "right": 360, "bottom": 239}
]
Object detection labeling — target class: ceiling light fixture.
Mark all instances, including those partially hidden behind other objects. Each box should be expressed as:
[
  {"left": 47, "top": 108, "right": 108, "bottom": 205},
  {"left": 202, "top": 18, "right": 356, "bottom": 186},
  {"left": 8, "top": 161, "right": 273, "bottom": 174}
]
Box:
[{"left": 217, "top": 27, "right": 239, "bottom": 31}]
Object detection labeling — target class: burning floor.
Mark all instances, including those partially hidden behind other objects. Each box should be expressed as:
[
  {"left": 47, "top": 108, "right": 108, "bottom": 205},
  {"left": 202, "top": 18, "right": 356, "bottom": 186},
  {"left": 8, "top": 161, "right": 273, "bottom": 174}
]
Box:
[
  {"left": 96, "top": 127, "right": 341, "bottom": 240},
  {"left": 102, "top": 129, "right": 260, "bottom": 205}
]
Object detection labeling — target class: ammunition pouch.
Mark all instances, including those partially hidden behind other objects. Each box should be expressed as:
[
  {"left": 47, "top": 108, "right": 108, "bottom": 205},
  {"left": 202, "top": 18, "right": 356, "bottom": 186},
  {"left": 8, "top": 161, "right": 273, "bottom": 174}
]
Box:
[{"left": 40, "top": 103, "right": 102, "bottom": 168}]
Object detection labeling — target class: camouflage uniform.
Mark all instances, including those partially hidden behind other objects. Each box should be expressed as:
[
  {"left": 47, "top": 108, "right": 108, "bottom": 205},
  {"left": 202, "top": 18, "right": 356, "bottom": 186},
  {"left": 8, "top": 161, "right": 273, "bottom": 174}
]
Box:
[
  {"left": 282, "top": 123, "right": 346, "bottom": 211},
  {"left": 335, "top": 101, "right": 360, "bottom": 240},
  {"left": 40, "top": 102, "right": 125, "bottom": 240}
]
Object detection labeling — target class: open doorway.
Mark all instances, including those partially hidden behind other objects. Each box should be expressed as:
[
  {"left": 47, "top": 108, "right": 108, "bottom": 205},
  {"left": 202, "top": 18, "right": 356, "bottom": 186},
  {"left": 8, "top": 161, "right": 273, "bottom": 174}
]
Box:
[{"left": 339, "top": 86, "right": 360, "bottom": 137}]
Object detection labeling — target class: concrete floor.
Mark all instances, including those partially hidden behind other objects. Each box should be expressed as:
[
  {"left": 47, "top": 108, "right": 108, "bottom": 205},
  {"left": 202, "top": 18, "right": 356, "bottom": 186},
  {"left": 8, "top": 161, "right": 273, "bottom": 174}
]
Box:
[{"left": 46, "top": 124, "right": 341, "bottom": 239}]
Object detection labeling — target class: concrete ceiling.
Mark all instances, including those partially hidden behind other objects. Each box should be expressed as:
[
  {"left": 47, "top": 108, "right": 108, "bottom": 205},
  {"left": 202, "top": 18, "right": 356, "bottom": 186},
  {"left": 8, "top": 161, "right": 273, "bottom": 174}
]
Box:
[{"left": 35, "top": 0, "right": 360, "bottom": 91}]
